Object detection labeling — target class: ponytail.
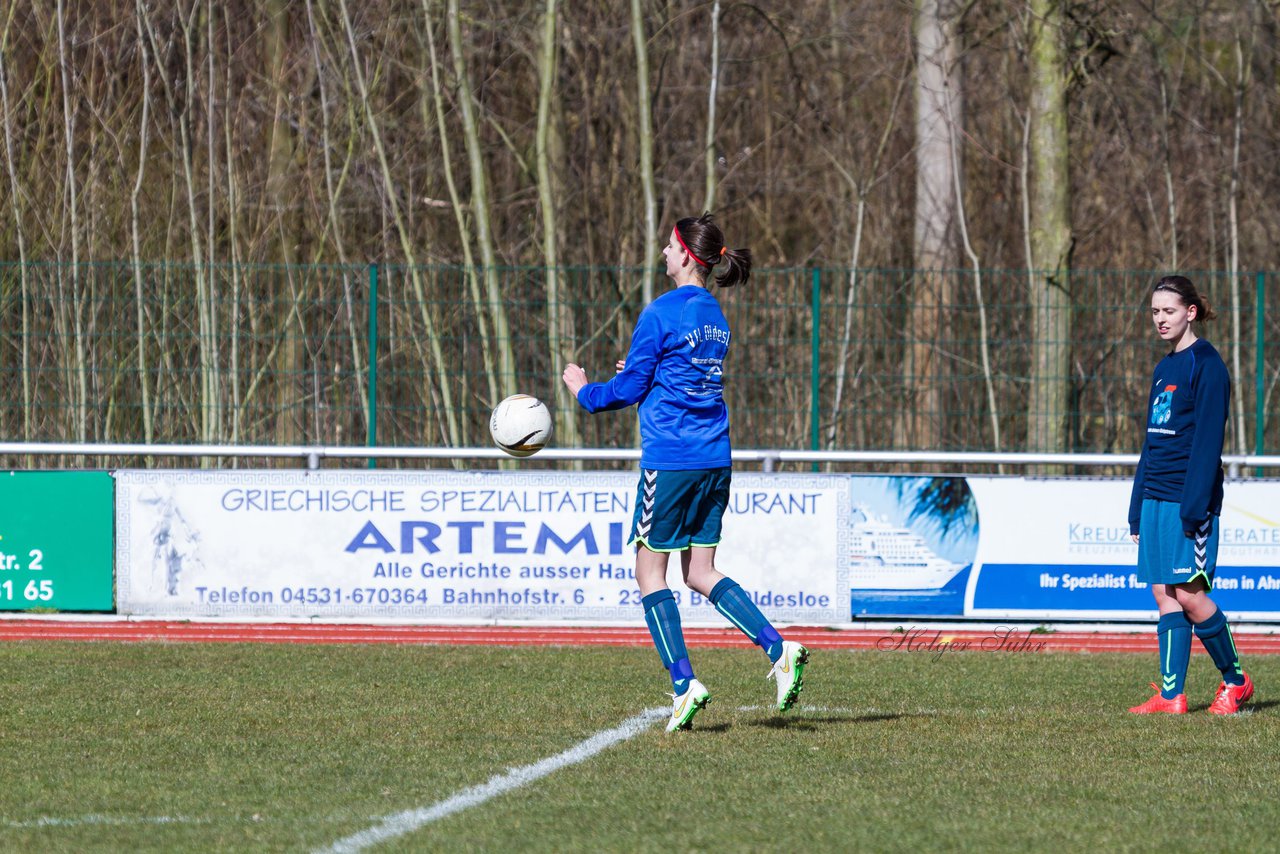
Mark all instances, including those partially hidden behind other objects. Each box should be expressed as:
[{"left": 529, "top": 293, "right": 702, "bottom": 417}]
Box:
[
  {"left": 673, "top": 212, "right": 752, "bottom": 288},
  {"left": 716, "top": 245, "right": 752, "bottom": 289}
]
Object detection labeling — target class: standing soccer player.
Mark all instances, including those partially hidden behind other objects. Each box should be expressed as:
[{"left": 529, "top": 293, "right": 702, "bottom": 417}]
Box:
[
  {"left": 562, "top": 213, "right": 808, "bottom": 732},
  {"left": 1128, "top": 275, "right": 1253, "bottom": 715}
]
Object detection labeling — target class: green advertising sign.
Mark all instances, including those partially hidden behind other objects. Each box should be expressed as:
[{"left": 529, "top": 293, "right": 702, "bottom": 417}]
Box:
[{"left": 0, "top": 471, "right": 114, "bottom": 611}]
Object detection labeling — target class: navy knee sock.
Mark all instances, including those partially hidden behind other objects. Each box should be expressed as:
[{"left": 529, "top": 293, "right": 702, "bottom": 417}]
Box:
[
  {"left": 1156, "top": 611, "right": 1191, "bottom": 699},
  {"left": 1193, "top": 607, "right": 1245, "bottom": 687},
  {"left": 708, "top": 578, "right": 784, "bottom": 662},
  {"left": 642, "top": 590, "right": 694, "bottom": 693}
]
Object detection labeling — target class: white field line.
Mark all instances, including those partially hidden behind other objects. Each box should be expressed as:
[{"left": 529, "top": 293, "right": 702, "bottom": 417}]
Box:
[
  {"left": 2, "top": 814, "right": 206, "bottom": 829},
  {"left": 316, "top": 707, "right": 667, "bottom": 854}
]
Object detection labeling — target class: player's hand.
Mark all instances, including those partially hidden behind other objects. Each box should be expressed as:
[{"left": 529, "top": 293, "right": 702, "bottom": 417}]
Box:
[
  {"left": 615, "top": 359, "right": 626, "bottom": 373},
  {"left": 1130, "top": 534, "right": 1139, "bottom": 544},
  {"left": 562, "top": 363, "right": 588, "bottom": 396}
]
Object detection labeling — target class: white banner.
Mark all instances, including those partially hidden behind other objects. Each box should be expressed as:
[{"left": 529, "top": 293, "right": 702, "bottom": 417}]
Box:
[
  {"left": 115, "top": 469, "right": 847, "bottom": 623},
  {"left": 964, "top": 477, "right": 1280, "bottom": 620}
]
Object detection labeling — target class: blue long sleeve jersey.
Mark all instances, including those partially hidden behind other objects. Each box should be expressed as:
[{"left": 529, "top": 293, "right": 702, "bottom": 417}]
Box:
[
  {"left": 575, "top": 285, "right": 731, "bottom": 470},
  {"left": 1127, "top": 338, "right": 1230, "bottom": 536}
]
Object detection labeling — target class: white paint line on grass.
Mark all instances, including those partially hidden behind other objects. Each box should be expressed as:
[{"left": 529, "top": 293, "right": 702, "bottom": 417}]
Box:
[
  {"left": 2, "top": 814, "right": 206, "bottom": 829},
  {"left": 316, "top": 707, "right": 667, "bottom": 854}
]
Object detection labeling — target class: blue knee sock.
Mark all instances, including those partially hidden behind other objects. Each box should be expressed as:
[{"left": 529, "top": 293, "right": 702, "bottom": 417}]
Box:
[
  {"left": 1193, "top": 607, "right": 1244, "bottom": 686},
  {"left": 708, "top": 578, "right": 784, "bottom": 662},
  {"left": 642, "top": 590, "right": 694, "bottom": 694},
  {"left": 1156, "top": 611, "right": 1191, "bottom": 699}
]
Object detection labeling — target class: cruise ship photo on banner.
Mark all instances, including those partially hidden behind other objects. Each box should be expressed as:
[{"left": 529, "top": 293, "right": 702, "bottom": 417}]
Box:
[
  {"left": 849, "top": 505, "right": 967, "bottom": 590},
  {"left": 848, "top": 477, "right": 980, "bottom": 617}
]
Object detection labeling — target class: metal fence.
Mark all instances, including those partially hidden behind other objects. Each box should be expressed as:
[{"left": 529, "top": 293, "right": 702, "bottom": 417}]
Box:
[{"left": 0, "top": 262, "right": 1274, "bottom": 470}]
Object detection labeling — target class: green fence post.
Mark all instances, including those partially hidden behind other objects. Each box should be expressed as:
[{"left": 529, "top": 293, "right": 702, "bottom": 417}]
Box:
[
  {"left": 367, "top": 263, "right": 378, "bottom": 469},
  {"left": 1257, "top": 271, "right": 1266, "bottom": 474},
  {"left": 811, "top": 267, "right": 821, "bottom": 472}
]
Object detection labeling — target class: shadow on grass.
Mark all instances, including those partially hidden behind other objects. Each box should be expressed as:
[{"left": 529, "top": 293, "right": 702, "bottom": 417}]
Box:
[
  {"left": 748, "top": 710, "right": 935, "bottom": 730},
  {"left": 1185, "top": 698, "right": 1275, "bottom": 714},
  {"left": 666, "top": 722, "right": 733, "bottom": 735}
]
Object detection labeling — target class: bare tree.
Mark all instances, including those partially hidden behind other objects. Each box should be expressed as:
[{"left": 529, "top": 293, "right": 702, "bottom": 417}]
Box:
[
  {"left": 303, "top": 0, "right": 368, "bottom": 436},
  {"left": 943, "top": 40, "right": 1001, "bottom": 460},
  {"left": 222, "top": 3, "right": 245, "bottom": 444},
  {"left": 129, "top": 0, "right": 153, "bottom": 444},
  {"left": 420, "top": 0, "right": 497, "bottom": 409},
  {"left": 631, "top": 0, "right": 657, "bottom": 303},
  {"left": 338, "top": 0, "right": 460, "bottom": 446},
  {"left": 904, "top": 0, "right": 964, "bottom": 449},
  {"left": 822, "top": 52, "right": 911, "bottom": 452},
  {"left": 56, "top": 0, "right": 88, "bottom": 443},
  {"left": 535, "top": 0, "right": 580, "bottom": 451},
  {"left": 1, "top": 1, "right": 1278, "bottom": 460},
  {"left": 1226, "top": 29, "right": 1254, "bottom": 456},
  {"left": 703, "top": 0, "right": 722, "bottom": 212},
  {"left": 139, "top": 1, "right": 216, "bottom": 442},
  {"left": 263, "top": 0, "right": 298, "bottom": 446},
  {"left": 1154, "top": 55, "right": 1182, "bottom": 268},
  {"left": 0, "top": 3, "right": 31, "bottom": 442},
  {"left": 447, "top": 0, "right": 516, "bottom": 400},
  {"left": 1025, "top": 0, "right": 1072, "bottom": 455}
]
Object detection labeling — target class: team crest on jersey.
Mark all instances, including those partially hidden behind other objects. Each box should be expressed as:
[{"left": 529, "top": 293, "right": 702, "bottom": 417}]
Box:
[{"left": 1152, "top": 384, "right": 1176, "bottom": 426}]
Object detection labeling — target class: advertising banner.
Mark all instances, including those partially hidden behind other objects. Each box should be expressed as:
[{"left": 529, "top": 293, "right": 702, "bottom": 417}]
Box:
[
  {"left": 115, "top": 470, "right": 847, "bottom": 623},
  {"left": 964, "top": 478, "right": 1280, "bottom": 620},
  {"left": 0, "top": 471, "right": 114, "bottom": 611},
  {"left": 114, "top": 469, "right": 1280, "bottom": 623}
]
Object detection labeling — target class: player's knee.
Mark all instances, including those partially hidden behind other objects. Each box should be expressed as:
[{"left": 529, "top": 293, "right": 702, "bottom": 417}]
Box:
[
  {"left": 1172, "top": 586, "right": 1206, "bottom": 610},
  {"left": 682, "top": 564, "right": 718, "bottom": 595}
]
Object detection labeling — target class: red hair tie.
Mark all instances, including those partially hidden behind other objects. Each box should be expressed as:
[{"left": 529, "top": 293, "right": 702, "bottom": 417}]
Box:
[{"left": 673, "top": 227, "right": 710, "bottom": 268}]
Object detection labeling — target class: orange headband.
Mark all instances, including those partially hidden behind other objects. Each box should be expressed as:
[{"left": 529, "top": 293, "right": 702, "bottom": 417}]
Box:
[{"left": 673, "top": 227, "right": 711, "bottom": 268}]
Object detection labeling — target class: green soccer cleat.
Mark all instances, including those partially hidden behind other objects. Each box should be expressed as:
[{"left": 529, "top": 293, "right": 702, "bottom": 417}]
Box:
[
  {"left": 768, "top": 641, "right": 809, "bottom": 712},
  {"left": 666, "top": 679, "right": 711, "bottom": 732}
]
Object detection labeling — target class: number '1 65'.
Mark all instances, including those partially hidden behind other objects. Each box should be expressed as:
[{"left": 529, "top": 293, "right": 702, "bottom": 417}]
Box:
[{"left": 0, "top": 580, "right": 53, "bottom": 601}]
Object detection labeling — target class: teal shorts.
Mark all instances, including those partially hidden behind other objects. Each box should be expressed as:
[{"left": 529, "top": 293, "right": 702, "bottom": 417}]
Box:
[
  {"left": 1136, "top": 498, "right": 1219, "bottom": 589},
  {"left": 629, "top": 468, "right": 731, "bottom": 552}
]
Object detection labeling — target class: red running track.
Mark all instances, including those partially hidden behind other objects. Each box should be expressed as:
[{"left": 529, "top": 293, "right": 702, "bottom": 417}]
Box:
[{"left": 1, "top": 620, "right": 1280, "bottom": 654}]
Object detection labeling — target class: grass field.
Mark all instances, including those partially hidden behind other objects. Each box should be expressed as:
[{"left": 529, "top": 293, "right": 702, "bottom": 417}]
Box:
[{"left": 1, "top": 640, "right": 1278, "bottom": 853}]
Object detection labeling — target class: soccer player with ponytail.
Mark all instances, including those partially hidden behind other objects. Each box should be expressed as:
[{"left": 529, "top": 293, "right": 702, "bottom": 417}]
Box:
[
  {"left": 1128, "top": 275, "right": 1253, "bottom": 715},
  {"left": 563, "top": 213, "right": 808, "bottom": 732}
]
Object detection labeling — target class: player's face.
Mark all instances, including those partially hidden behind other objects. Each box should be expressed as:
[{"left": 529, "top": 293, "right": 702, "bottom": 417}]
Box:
[
  {"left": 662, "top": 229, "right": 687, "bottom": 279},
  {"left": 1150, "top": 290, "right": 1196, "bottom": 346}
]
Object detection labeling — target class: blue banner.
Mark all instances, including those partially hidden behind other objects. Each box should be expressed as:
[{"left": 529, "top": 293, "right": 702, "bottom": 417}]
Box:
[{"left": 963, "top": 478, "right": 1280, "bottom": 620}]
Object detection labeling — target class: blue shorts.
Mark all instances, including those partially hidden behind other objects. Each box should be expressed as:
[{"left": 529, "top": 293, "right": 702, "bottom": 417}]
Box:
[
  {"left": 629, "top": 468, "right": 731, "bottom": 552},
  {"left": 1137, "top": 498, "right": 1219, "bottom": 589}
]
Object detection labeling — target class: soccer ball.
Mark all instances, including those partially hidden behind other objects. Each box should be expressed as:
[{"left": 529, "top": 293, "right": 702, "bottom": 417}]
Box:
[{"left": 489, "top": 394, "right": 553, "bottom": 457}]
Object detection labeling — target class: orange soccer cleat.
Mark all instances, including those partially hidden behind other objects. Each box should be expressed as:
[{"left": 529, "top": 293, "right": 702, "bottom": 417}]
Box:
[
  {"left": 1208, "top": 673, "right": 1255, "bottom": 715},
  {"left": 1128, "top": 683, "right": 1188, "bottom": 715}
]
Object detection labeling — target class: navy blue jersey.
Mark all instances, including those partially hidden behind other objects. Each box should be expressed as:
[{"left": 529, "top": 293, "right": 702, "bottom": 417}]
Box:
[
  {"left": 576, "top": 285, "right": 731, "bottom": 470},
  {"left": 1127, "top": 338, "right": 1230, "bottom": 536}
]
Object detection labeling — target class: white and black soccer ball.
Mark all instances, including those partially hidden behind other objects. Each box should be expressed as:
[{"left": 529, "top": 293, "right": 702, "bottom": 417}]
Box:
[{"left": 489, "top": 394, "right": 553, "bottom": 458}]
